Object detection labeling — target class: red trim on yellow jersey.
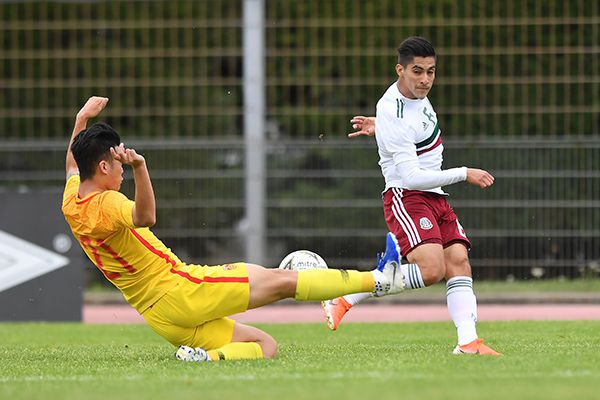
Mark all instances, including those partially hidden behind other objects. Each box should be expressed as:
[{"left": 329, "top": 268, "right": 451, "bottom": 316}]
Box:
[
  {"left": 128, "top": 228, "right": 248, "bottom": 284},
  {"left": 169, "top": 268, "right": 249, "bottom": 284},
  {"left": 80, "top": 236, "right": 121, "bottom": 280},
  {"left": 98, "top": 240, "right": 136, "bottom": 273},
  {"left": 129, "top": 228, "right": 177, "bottom": 266},
  {"left": 75, "top": 192, "right": 102, "bottom": 205}
]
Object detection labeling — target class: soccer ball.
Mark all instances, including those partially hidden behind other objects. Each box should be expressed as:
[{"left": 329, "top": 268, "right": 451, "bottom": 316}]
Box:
[{"left": 278, "top": 250, "right": 328, "bottom": 271}]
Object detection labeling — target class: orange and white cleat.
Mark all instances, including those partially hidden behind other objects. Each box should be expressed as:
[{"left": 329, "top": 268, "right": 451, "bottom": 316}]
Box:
[
  {"left": 321, "top": 297, "right": 353, "bottom": 331},
  {"left": 453, "top": 338, "right": 501, "bottom": 356}
]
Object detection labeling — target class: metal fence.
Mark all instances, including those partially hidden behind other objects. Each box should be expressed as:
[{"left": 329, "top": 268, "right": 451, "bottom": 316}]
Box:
[
  {"left": 2, "top": 137, "right": 600, "bottom": 281},
  {"left": 1, "top": 1, "right": 597, "bottom": 139},
  {"left": 1, "top": 0, "right": 599, "bottom": 281}
]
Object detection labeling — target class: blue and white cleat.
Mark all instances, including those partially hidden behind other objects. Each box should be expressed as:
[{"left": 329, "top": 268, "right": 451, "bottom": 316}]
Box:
[
  {"left": 373, "top": 232, "right": 404, "bottom": 296},
  {"left": 175, "top": 345, "right": 212, "bottom": 362}
]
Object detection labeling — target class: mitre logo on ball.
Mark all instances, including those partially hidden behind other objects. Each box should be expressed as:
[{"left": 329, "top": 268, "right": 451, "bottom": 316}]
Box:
[{"left": 278, "top": 250, "right": 328, "bottom": 271}]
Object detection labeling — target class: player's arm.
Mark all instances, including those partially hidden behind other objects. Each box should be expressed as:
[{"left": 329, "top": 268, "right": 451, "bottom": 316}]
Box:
[
  {"left": 110, "top": 144, "right": 156, "bottom": 227},
  {"left": 369, "top": 111, "right": 494, "bottom": 189},
  {"left": 465, "top": 168, "right": 494, "bottom": 189},
  {"left": 66, "top": 96, "right": 110, "bottom": 179},
  {"left": 348, "top": 116, "right": 376, "bottom": 138},
  {"left": 377, "top": 110, "right": 491, "bottom": 190}
]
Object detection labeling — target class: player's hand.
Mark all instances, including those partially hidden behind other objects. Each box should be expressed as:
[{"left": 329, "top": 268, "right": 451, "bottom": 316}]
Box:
[
  {"left": 348, "top": 116, "right": 376, "bottom": 138},
  {"left": 76, "top": 96, "right": 109, "bottom": 120},
  {"left": 110, "top": 143, "right": 146, "bottom": 168},
  {"left": 466, "top": 168, "right": 495, "bottom": 189}
]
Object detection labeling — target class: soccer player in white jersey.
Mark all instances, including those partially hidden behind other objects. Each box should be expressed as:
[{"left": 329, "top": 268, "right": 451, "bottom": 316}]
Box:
[{"left": 323, "top": 36, "right": 500, "bottom": 355}]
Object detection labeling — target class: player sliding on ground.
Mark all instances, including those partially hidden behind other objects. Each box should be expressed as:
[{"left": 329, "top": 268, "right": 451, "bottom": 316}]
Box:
[
  {"left": 62, "top": 96, "right": 405, "bottom": 362},
  {"left": 322, "top": 36, "right": 501, "bottom": 356}
]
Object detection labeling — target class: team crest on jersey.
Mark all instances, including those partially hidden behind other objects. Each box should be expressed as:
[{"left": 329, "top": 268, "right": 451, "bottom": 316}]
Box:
[
  {"left": 222, "top": 263, "right": 237, "bottom": 271},
  {"left": 419, "top": 217, "right": 433, "bottom": 230}
]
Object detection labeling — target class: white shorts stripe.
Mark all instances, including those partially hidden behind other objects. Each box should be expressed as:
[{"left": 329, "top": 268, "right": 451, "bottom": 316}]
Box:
[
  {"left": 392, "top": 199, "right": 417, "bottom": 246},
  {"left": 392, "top": 188, "right": 421, "bottom": 243},
  {"left": 390, "top": 190, "right": 415, "bottom": 246},
  {"left": 391, "top": 188, "right": 421, "bottom": 246},
  {"left": 391, "top": 201, "right": 417, "bottom": 247}
]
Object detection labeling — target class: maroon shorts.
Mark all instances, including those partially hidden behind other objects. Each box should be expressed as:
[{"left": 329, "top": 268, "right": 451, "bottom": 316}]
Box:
[{"left": 383, "top": 188, "right": 470, "bottom": 258}]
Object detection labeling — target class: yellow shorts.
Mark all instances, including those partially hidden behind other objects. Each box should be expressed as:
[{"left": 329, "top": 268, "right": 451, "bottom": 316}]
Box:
[{"left": 142, "top": 262, "right": 250, "bottom": 349}]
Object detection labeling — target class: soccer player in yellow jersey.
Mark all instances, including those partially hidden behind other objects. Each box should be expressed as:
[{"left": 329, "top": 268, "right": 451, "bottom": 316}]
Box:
[{"left": 62, "top": 96, "right": 405, "bottom": 362}]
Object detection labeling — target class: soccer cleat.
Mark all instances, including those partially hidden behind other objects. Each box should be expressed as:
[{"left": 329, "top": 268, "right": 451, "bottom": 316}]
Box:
[
  {"left": 373, "top": 232, "right": 404, "bottom": 297},
  {"left": 322, "top": 297, "right": 353, "bottom": 331},
  {"left": 175, "top": 345, "right": 212, "bottom": 362},
  {"left": 452, "top": 339, "right": 501, "bottom": 356}
]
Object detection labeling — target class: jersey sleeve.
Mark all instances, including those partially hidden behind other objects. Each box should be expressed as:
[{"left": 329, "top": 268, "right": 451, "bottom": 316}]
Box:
[
  {"left": 376, "top": 102, "right": 467, "bottom": 190},
  {"left": 100, "top": 191, "right": 136, "bottom": 230},
  {"left": 62, "top": 174, "right": 80, "bottom": 207}
]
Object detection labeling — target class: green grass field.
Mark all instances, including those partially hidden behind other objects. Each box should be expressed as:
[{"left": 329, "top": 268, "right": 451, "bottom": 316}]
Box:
[{"left": 1, "top": 321, "right": 599, "bottom": 400}]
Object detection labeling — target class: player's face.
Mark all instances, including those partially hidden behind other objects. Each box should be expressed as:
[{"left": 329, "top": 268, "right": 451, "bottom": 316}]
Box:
[
  {"left": 396, "top": 56, "right": 436, "bottom": 99},
  {"left": 106, "top": 158, "right": 124, "bottom": 190}
]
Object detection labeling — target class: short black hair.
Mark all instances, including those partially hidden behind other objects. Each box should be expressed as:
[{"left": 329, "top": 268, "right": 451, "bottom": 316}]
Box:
[
  {"left": 71, "top": 122, "right": 121, "bottom": 181},
  {"left": 397, "top": 36, "right": 436, "bottom": 66}
]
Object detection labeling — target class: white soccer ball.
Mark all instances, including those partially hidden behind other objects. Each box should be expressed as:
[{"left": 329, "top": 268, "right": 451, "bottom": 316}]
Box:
[{"left": 278, "top": 250, "right": 328, "bottom": 271}]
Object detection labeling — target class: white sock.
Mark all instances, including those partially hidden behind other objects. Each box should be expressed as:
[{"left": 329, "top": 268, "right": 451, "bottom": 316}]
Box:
[
  {"left": 400, "top": 263, "right": 425, "bottom": 289},
  {"left": 342, "top": 263, "right": 424, "bottom": 306},
  {"left": 341, "top": 292, "right": 372, "bottom": 306},
  {"left": 446, "top": 276, "right": 478, "bottom": 345}
]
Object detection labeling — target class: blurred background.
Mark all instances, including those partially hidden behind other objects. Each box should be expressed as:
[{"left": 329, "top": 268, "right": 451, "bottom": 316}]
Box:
[{"left": 0, "top": 0, "right": 599, "bottom": 292}]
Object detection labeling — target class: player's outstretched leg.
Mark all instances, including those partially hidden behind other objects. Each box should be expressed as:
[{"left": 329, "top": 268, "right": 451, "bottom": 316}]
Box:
[
  {"left": 372, "top": 232, "right": 404, "bottom": 296},
  {"left": 322, "top": 232, "right": 403, "bottom": 330}
]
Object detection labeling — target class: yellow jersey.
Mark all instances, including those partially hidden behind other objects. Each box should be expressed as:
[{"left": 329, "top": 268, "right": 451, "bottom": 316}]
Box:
[{"left": 62, "top": 175, "right": 181, "bottom": 313}]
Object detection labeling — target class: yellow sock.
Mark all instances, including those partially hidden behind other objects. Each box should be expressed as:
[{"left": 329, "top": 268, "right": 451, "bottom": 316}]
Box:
[
  {"left": 295, "top": 269, "right": 374, "bottom": 301},
  {"left": 206, "top": 342, "right": 263, "bottom": 361}
]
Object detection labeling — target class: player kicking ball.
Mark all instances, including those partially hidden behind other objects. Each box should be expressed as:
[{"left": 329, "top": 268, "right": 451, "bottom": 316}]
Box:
[
  {"left": 62, "top": 96, "right": 406, "bottom": 362},
  {"left": 322, "top": 37, "right": 501, "bottom": 356}
]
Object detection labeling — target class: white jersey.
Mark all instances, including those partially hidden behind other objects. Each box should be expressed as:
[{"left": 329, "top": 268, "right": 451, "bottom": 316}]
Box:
[{"left": 375, "top": 82, "right": 467, "bottom": 195}]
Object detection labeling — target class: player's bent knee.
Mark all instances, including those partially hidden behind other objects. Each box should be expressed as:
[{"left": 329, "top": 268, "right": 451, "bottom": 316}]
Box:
[
  {"left": 253, "top": 327, "right": 278, "bottom": 359},
  {"left": 232, "top": 322, "right": 278, "bottom": 359},
  {"left": 260, "top": 336, "right": 278, "bottom": 359},
  {"left": 423, "top": 271, "right": 445, "bottom": 286},
  {"left": 420, "top": 264, "right": 446, "bottom": 286},
  {"left": 445, "top": 255, "right": 472, "bottom": 277},
  {"left": 449, "top": 254, "right": 470, "bottom": 270}
]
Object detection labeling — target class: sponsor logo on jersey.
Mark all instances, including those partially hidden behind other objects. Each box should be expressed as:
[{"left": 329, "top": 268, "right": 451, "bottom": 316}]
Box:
[
  {"left": 423, "top": 107, "right": 436, "bottom": 124},
  {"left": 422, "top": 121, "right": 429, "bottom": 131},
  {"left": 419, "top": 217, "right": 433, "bottom": 230},
  {"left": 222, "top": 263, "right": 237, "bottom": 271}
]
